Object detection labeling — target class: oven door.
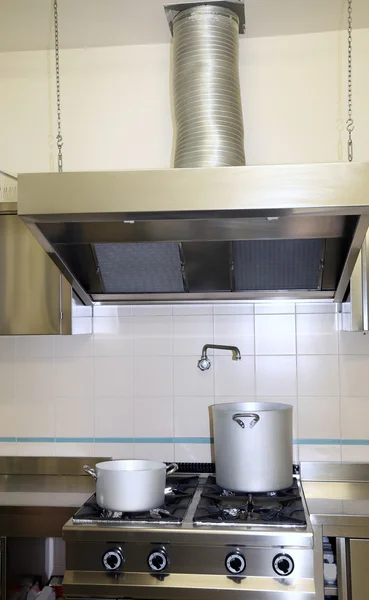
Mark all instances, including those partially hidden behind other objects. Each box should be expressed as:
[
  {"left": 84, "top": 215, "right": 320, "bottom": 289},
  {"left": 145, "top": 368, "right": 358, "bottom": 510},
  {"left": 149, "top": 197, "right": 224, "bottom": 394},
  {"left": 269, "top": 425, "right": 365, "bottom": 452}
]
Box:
[{"left": 63, "top": 569, "right": 315, "bottom": 600}]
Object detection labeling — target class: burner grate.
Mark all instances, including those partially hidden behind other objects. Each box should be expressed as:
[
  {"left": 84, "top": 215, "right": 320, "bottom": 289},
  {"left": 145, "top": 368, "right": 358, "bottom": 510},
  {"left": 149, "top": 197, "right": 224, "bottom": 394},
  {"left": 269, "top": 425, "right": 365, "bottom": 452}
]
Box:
[
  {"left": 73, "top": 475, "right": 199, "bottom": 525},
  {"left": 193, "top": 477, "right": 307, "bottom": 528}
]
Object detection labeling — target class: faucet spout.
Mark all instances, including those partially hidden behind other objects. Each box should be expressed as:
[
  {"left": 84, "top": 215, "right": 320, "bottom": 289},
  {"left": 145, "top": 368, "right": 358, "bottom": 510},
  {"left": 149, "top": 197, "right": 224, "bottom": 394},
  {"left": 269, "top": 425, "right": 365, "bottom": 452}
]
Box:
[{"left": 198, "top": 344, "right": 241, "bottom": 371}]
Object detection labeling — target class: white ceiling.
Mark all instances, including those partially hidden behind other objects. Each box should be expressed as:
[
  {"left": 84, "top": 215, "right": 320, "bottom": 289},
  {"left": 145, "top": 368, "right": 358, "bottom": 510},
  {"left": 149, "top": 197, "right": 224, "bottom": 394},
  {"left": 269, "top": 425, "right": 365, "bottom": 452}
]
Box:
[{"left": 0, "top": 0, "right": 369, "bottom": 52}]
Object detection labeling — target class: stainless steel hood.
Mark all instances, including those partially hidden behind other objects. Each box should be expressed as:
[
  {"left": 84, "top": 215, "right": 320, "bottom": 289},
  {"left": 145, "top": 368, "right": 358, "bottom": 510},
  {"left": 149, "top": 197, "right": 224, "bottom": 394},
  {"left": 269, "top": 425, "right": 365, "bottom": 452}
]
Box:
[{"left": 17, "top": 162, "right": 369, "bottom": 305}]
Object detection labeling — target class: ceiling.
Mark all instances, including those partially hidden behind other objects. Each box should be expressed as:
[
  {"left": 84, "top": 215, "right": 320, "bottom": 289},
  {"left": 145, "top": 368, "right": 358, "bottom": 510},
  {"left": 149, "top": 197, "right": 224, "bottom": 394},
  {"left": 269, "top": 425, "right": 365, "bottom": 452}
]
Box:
[{"left": 0, "top": 0, "right": 368, "bottom": 52}]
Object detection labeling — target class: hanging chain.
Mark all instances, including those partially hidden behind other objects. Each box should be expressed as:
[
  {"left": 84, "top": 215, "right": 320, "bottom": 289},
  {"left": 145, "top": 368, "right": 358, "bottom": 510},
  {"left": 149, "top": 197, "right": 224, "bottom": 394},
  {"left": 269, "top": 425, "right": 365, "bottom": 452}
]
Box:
[
  {"left": 346, "top": 0, "right": 354, "bottom": 162},
  {"left": 54, "top": 0, "right": 63, "bottom": 172}
]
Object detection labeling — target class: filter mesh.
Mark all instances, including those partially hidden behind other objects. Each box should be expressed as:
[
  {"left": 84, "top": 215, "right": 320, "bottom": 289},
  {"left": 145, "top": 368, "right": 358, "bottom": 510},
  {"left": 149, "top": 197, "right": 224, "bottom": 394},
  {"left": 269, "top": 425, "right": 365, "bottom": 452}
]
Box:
[
  {"left": 94, "top": 243, "right": 185, "bottom": 294},
  {"left": 234, "top": 239, "right": 323, "bottom": 291}
]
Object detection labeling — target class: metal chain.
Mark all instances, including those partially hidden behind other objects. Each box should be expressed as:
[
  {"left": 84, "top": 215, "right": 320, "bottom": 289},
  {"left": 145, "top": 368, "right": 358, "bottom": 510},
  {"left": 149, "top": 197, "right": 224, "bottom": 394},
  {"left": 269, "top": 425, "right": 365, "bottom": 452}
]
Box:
[
  {"left": 346, "top": 0, "right": 354, "bottom": 162},
  {"left": 54, "top": 0, "right": 63, "bottom": 172}
]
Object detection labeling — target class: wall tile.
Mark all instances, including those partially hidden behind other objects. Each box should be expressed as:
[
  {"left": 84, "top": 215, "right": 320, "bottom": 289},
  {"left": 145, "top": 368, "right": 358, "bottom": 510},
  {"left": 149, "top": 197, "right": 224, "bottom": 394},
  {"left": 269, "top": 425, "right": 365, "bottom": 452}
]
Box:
[
  {"left": 256, "top": 356, "right": 296, "bottom": 396},
  {"left": 134, "top": 396, "right": 173, "bottom": 437},
  {"left": 339, "top": 331, "right": 369, "bottom": 355},
  {"left": 134, "top": 442, "right": 174, "bottom": 462},
  {"left": 173, "top": 315, "right": 213, "bottom": 356},
  {"left": 255, "top": 303, "right": 295, "bottom": 314},
  {"left": 93, "top": 442, "right": 134, "bottom": 459},
  {"left": 214, "top": 396, "right": 246, "bottom": 404},
  {"left": 174, "top": 357, "right": 214, "bottom": 397},
  {"left": 0, "top": 397, "right": 18, "bottom": 437},
  {"left": 17, "top": 443, "right": 56, "bottom": 457},
  {"left": 55, "top": 334, "right": 93, "bottom": 358},
  {"left": 95, "top": 396, "right": 134, "bottom": 437},
  {"left": 54, "top": 442, "right": 94, "bottom": 457},
  {"left": 132, "top": 306, "right": 172, "bottom": 316},
  {"left": 342, "top": 446, "right": 369, "bottom": 463},
  {"left": 175, "top": 443, "right": 213, "bottom": 463},
  {"left": 94, "top": 357, "right": 134, "bottom": 397},
  {"left": 72, "top": 318, "right": 93, "bottom": 335},
  {"left": 0, "top": 442, "right": 17, "bottom": 456},
  {"left": 94, "top": 306, "right": 132, "bottom": 317},
  {"left": 0, "top": 337, "right": 15, "bottom": 360},
  {"left": 296, "top": 302, "right": 337, "bottom": 314},
  {"left": 94, "top": 319, "right": 134, "bottom": 357},
  {"left": 72, "top": 300, "right": 93, "bottom": 317},
  {"left": 17, "top": 397, "right": 55, "bottom": 437},
  {"left": 134, "top": 357, "right": 173, "bottom": 397},
  {"left": 56, "top": 397, "right": 94, "bottom": 438},
  {"left": 213, "top": 304, "right": 253, "bottom": 315},
  {"left": 16, "top": 336, "right": 54, "bottom": 358},
  {"left": 339, "top": 355, "right": 369, "bottom": 396},
  {"left": 214, "top": 355, "right": 255, "bottom": 397},
  {"left": 341, "top": 397, "right": 369, "bottom": 440},
  {"left": 56, "top": 357, "right": 93, "bottom": 398},
  {"left": 297, "top": 314, "right": 338, "bottom": 354},
  {"left": 298, "top": 396, "right": 340, "bottom": 439},
  {"left": 174, "top": 397, "right": 213, "bottom": 438},
  {"left": 214, "top": 314, "right": 254, "bottom": 355},
  {"left": 255, "top": 314, "right": 296, "bottom": 355},
  {"left": 134, "top": 316, "right": 172, "bottom": 356},
  {"left": 173, "top": 305, "right": 213, "bottom": 316},
  {"left": 0, "top": 362, "right": 15, "bottom": 398},
  {"left": 5, "top": 301, "right": 369, "bottom": 459},
  {"left": 16, "top": 358, "right": 55, "bottom": 399},
  {"left": 299, "top": 444, "right": 341, "bottom": 461},
  {"left": 297, "top": 355, "right": 339, "bottom": 396}
]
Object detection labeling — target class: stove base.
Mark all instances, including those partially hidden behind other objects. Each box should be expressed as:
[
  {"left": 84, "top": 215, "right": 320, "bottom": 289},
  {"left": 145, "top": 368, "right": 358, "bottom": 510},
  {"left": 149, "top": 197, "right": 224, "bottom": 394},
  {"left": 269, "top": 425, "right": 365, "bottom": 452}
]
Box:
[{"left": 63, "top": 569, "right": 315, "bottom": 600}]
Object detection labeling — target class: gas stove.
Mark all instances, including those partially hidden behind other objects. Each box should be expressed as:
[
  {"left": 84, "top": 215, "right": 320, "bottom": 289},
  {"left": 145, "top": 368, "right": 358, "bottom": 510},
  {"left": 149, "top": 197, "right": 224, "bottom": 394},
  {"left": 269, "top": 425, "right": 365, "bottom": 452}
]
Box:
[{"left": 63, "top": 466, "right": 315, "bottom": 600}]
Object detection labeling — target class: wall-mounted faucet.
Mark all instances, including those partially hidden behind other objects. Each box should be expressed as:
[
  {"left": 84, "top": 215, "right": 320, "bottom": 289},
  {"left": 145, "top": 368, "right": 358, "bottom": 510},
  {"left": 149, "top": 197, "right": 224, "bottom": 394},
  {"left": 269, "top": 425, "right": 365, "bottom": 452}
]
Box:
[{"left": 198, "top": 344, "right": 241, "bottom": 371}]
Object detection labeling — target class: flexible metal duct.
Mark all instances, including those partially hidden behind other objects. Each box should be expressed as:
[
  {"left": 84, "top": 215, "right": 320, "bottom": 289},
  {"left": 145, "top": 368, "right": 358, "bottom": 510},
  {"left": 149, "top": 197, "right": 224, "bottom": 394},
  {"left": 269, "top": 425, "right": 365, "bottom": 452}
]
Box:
[{"left": 172, "top": 5, "right": 245, "bottom": 168}]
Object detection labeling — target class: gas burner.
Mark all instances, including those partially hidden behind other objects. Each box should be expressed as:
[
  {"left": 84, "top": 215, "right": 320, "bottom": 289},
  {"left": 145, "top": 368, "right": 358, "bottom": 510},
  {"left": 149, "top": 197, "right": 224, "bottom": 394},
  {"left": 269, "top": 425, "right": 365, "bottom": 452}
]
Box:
[
  {"left": 73, "top": 475, "right": 199, "bottom": 525},
  {"left": 221, "top": 489, "right": 236, "bottom": 497},
  {"left": 193, "top": 476, "right": 307, "bottom": 529}
]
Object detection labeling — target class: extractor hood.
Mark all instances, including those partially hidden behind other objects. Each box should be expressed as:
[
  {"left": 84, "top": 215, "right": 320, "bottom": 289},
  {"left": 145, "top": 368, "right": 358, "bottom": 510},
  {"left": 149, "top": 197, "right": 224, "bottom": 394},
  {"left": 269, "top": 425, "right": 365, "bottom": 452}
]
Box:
[
  {"left": 16, "top": 1, "right": 369, "bottom": 305},
  {"left": 17, "top": 162, "right": 369, "bottom": 305}
]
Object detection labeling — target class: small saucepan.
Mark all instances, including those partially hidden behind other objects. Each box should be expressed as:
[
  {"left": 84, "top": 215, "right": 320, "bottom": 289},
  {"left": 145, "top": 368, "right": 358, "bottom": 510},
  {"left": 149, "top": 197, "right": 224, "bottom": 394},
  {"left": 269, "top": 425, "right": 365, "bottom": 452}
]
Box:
[{"left": 83, "top": 459, "right": 178, "bottom": 512}]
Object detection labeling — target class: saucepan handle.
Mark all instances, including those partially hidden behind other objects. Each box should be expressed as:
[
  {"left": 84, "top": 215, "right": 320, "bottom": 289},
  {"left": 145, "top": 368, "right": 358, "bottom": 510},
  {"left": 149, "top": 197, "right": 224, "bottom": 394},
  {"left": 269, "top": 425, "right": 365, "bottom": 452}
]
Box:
[
  {"left": 232, "top": 412, "right": 260, "bottom": 429},
  {"left": 166, "top": 463, "right": 179, "bottom": 476},
  {"left": 83, "top": 465, "right": 97, "bottom": 480}
]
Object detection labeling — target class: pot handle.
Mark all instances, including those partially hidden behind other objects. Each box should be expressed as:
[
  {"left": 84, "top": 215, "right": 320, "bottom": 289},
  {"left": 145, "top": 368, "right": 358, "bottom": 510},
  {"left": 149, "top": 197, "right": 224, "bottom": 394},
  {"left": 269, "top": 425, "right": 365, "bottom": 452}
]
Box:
[
  {"left": 232, "top": 413, "right": 260, "bottom": 429},
  {"left": 83, "top": 465, "right": 97, "bottom": 480},
  {"left": 166, "top": 463, "right": 179, "bottom": 476}
]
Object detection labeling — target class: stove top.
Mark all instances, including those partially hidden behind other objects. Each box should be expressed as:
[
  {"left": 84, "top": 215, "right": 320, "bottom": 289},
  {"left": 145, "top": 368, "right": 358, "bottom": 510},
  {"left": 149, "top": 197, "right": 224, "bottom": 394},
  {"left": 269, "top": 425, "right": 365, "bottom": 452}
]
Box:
[
  {"left": 193, "top": 476, "right": 307, "bottom": 528},
  {"left": 72, "top": 475, "right": 199, "bottom": 525}
]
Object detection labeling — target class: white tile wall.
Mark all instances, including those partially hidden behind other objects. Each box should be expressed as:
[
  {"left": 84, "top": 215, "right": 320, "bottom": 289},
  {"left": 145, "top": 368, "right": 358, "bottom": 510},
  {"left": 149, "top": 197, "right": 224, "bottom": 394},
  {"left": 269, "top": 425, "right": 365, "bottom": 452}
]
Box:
[
  {"left": 0, "top": 300, "right": 368, "bottom": 463},
  {"left": 255, "top": 315, "right": 296, "bottom": 355},
  {"left": 255, "top": 356, "right": 297, "bottom": 396}
]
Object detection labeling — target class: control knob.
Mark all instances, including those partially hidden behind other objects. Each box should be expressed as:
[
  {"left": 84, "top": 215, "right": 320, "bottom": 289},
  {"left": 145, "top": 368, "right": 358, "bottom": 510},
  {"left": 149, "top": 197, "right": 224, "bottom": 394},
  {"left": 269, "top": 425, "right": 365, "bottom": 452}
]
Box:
[
  {"left": 102, "top": 548, "right": 124, "bottom": 571},
  {"left": 272, "top": 553, "right": 294, "bottom": 576},
  {"left": 225, "top": 552, "right": 246, "bottom": 575},
  {"left": 148, "top": 549, "right": 168, "bottom": 572}
]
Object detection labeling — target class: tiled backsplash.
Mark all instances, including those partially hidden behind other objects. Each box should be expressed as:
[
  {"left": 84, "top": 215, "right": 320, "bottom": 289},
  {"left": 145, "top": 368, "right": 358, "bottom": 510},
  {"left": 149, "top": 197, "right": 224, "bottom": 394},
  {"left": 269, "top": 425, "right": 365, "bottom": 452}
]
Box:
[{"left": 0, "top": 301, "right": 369, "bottom": 463}]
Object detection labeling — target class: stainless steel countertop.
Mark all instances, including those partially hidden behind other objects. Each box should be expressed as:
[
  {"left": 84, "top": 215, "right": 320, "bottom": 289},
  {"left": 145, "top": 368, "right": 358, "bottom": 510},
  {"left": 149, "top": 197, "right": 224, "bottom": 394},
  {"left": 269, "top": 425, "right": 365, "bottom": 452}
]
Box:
[
  {"left": 301, "top": 462, "right": 369, "bottom": 536},
  {"left": 0, "top": 474, "right": 95, "bottom": 507},
  {"left": 0, "top": 457, "right": 107, "bottom": 538}
]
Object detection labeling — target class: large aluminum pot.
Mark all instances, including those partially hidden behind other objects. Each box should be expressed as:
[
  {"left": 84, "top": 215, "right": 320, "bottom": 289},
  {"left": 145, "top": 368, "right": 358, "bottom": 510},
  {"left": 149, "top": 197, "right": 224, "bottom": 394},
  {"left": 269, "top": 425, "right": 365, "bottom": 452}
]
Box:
[
  {"left": 212, "top": 402, "right": 293, "bottom": 492},
  {"left": 83, "top": 460, "right": 178, "bottom": 512}
]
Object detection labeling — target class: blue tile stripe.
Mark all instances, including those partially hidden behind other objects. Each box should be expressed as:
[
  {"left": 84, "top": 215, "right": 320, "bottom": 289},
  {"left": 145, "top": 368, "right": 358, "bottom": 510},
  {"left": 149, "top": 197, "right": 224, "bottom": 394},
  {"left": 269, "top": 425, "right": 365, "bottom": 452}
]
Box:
[{"left": 0, "top": 437, "right": 368, "bottom": 445}]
